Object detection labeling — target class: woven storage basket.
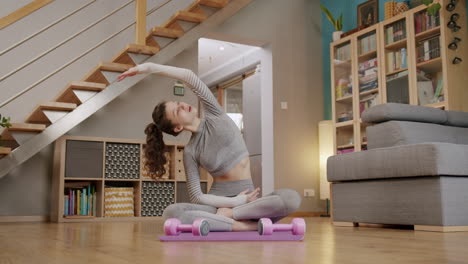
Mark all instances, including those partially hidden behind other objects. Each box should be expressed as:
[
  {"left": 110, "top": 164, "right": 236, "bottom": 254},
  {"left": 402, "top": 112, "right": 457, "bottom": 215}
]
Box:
[
  {"left": 104, "top": 187, "right": 134, "bottom": 217},
  {"left": 385, "top": 1, "right": 397, "bottom": 19},
  {"left": 394, "top": 2, "right": 410, "bottom": 16}
]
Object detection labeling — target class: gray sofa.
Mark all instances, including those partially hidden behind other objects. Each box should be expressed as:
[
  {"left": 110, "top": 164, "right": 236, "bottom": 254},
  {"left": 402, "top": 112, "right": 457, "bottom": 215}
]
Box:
[{"left": 327, "top": 103, "right": 468, "bottom": 231}]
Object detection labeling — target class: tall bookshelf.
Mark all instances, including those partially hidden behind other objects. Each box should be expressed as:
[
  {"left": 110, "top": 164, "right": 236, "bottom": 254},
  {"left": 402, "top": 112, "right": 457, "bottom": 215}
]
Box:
[
  {"left": 51, "top": 135, "right": 209, "bottom": 222},
  {"left": 330, "top": 0, "right": 468, "bottom": 154}
]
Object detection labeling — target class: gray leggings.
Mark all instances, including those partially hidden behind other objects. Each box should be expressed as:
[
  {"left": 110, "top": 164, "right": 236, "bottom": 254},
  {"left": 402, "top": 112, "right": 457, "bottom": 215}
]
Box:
[{"left": 162, "top": 189, "right": 301, "bottom": 231}]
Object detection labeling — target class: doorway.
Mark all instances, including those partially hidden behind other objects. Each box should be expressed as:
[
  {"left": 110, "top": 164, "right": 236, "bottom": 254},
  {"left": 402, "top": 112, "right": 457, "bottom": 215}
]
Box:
[{"left": 198, "top": 36, "right": 273, "bottom": 195}]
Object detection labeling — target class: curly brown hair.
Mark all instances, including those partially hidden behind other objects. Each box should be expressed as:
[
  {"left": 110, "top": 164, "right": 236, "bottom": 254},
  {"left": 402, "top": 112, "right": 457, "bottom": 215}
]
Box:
[{"left": 144, "top": 101, "right": 180, "bottom": 179}]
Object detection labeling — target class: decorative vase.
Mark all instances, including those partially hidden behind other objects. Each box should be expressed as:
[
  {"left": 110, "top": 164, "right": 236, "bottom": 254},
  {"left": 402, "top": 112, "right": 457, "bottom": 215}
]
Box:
[{"left": 333, "top": 31, "right": 343, "bottom": 41}]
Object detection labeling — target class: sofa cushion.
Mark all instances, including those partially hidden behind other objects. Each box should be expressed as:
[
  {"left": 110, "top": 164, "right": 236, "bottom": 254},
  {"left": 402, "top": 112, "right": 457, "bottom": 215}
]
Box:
[
  {"left": 367, "top": 121, "right": 468, "bottom": 149},
  {"left": 362, "top": 103, "right": 447, "bottom": 124},
  {"left": 446, "top": 111, "right": 468, "bottom": 128},
  {"left": 327, "top": 143, "right": 468, "bottom": 182}
]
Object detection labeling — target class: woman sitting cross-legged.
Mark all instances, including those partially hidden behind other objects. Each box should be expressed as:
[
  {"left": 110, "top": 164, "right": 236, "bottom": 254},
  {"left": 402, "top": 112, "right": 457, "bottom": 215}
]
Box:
[{"left": 117, "top": 63, "right": 301, "bottom": 231}]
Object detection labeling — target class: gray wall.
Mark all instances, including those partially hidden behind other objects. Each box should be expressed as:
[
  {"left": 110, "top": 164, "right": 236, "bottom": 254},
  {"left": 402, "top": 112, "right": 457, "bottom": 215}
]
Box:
[
  {"left": 0, "top": 46, "right": 198, "bottom": 216},
  {"left": 0, "top": 0, "right": 325, "bottom": 215},
  {"left": 212, "top": 0, "right": 325, "bottom": 212}
]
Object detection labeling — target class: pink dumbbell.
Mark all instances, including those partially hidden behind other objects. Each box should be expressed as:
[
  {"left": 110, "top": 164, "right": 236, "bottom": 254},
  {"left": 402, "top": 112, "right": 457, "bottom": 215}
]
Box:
[
  {"left": 164, "top": 218, "right": 210, "bottom": 236},
  {"left": 258, "top": 218, "right": 306, "bottom": 235}
]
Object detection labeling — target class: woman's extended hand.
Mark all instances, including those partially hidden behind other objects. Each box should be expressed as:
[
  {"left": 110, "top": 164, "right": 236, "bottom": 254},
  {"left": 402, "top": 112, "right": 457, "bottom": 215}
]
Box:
[
  {"left": 238, "top": 188, "right": 260, "bottom": 203},
  {"left": 117, "top": 66, "right": 140, "bottom": 82}
]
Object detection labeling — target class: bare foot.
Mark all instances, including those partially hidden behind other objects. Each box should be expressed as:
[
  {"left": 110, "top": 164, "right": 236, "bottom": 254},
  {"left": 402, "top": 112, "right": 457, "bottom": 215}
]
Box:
[
  {"left": 216, "top": 208, "right": 233, "bottom": 219},
  {"left": 232, "top": 220, "right": 258, "bottom": 231}
]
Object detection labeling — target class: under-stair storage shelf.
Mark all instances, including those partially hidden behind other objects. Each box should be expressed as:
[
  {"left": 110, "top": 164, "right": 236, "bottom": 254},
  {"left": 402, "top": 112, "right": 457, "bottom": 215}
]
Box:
[
  {"left": 51, "top": 136, "right": 208, "bottom": 222},
  {"left": 330, "top": 1, "right": 468, "bottom": 155}
]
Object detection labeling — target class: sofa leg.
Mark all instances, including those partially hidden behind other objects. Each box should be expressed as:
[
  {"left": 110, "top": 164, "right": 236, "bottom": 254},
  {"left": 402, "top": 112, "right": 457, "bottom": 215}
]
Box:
[
  {"left": 333, "top": 222, "right": 359, "bottom": 227},
  {"left": 414, "top": 225, "right": 468, "bottom": 232}
]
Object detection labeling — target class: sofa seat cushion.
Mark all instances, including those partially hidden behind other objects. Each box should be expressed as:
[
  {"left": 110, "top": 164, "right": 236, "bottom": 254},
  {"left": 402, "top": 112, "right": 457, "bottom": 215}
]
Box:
[{"left": 327, "top": 143, "right": 468, "bottom": 182}]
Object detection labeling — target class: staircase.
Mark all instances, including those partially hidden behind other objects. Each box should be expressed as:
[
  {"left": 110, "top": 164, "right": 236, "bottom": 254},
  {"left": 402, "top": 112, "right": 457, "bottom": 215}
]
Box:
[{"left": 0, "top": 0, "right": 253, "bottom": 178}]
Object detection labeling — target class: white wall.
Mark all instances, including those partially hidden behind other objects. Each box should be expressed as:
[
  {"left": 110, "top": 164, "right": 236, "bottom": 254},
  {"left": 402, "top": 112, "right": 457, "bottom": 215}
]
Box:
[{"left": 210, "top": 0, "right": 325, "bottom": 212}]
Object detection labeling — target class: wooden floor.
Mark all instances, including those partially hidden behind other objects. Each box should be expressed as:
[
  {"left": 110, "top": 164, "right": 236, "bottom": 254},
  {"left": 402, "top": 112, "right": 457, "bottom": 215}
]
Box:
[{"left": 1, "top": 217, "right": 468, "bottom": 264}]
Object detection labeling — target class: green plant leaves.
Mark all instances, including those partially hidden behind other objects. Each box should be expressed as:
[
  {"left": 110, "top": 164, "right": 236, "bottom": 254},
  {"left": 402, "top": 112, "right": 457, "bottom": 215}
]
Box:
[
  {"left": 422, "top": 0, "right": 433, "bottom": 5},
  {"left": 320, "top": 5, "right": 337, "bottom": 29},
  {"left": 427, "top": 3, "right": 441, "bottom": 16},
  {"left": 337, "top": 14, "right": 343, "bottom": 31}
]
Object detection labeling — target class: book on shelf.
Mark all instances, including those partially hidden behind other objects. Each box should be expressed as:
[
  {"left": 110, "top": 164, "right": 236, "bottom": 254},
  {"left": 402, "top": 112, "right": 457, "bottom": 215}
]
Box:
[
  {"left": 359, "top": 33, "right": 376, "bottom": 55},
  {"left": 386, "top": 20, "right": 406, "bottom": 45},
  {"left": 386, "top": 48, "right": 407, "bottom": 73},
  {"left": 360, "top": 93, "right": 380, "bottom": 115},
  {"left": 64, "top": 182, "right": 97, "bottom": 217},
  {"left": 417, "top": 81, "right": 435, "bottom": 105},
  {"left": 416, "top": 35, "right": 440, "bottom": 63},
  {"left": 387, "top": 69, "right": 409, "bottom": 82},
  {"left": 335, "top": 77, "right": 352, "bottom": 99},
  {"left": 359, "top": 58, "right": 378, "bottom": 92},
  {"left": 337, "top": 148, "right": 354, "bottom": 155},
  {"left": 414, "top": 10, "right": 440, "bottom": 34},
  {"left": 335, "top": 44, "right": 351, "bottom": 61}
]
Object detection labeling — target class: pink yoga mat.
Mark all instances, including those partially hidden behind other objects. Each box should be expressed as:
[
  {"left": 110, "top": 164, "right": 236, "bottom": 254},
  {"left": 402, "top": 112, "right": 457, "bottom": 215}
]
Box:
[{"left": 159, "top": 231, "right": 304, "bottom": 241}]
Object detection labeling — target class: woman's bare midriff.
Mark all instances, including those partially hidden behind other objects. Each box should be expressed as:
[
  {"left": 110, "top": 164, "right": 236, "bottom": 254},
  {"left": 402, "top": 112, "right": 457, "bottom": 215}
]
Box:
[{"left": 213, "top": 157, "right": 251, "bottom": 182}]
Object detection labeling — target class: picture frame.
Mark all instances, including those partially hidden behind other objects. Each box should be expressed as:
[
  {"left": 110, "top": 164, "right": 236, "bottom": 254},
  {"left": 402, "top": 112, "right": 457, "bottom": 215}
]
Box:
[{"left": 357, "top": 0, "right": 379, "bottom": 27}]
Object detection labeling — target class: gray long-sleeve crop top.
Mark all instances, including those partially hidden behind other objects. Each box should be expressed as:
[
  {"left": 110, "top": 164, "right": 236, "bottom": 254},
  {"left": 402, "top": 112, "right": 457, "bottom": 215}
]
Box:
[{"left": 136, "top": 63, "right": 249, "bottom": 208}]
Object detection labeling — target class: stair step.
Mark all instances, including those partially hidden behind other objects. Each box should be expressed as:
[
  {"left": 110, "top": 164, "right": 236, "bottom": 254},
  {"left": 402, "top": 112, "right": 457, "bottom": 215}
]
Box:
[
  {"left": 175, "top": 11, "right": 207, "bottom": 23},
  {"left": 99, "top": 62, "right": 133, "bottom": 72},
  {"left": 199, "top": 0, "right": 228, "bottom": 8},
  {"left": 162, "top": 11, "right": 207, "bottom": 28},
  {"left": 126, "top": 44, "right": 160, "bottom": 55},
  {"left": 3, "top": 123, "right": 46, "bottom": 145},
  {"left": 8, "top": 123, "right": 46, "bottom": 132},
  {"left": 56, "top": 81, "right": 106, "bottom": 104},
  {"left": 83, "top": 63, "right": 133, "bottom": 85},
  {"left": 26, "top": 102, "right": 77, "bottom": 124},
  {"left": 0, "top": 147, "right": 11, "bottom": 158},
  {"left": 151, "top": 27, "right": 185, "bottom": 38}
]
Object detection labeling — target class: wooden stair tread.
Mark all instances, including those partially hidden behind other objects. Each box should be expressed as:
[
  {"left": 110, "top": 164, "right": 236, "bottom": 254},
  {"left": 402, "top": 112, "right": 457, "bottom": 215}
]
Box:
[
  {"left": 198, "top": 0, "right": 228, "bottom": 8},
  {"left": 126, "top": 44, "right": 160, "bottom": 55},
  {"left": 55, "top": 81, "right": 105, "bottom": 105},
  {"left": 39, "top": 102, "right": 77, "bottom": 111},
  {"left": 151, "top": 27, "right": 185, "bottom": 38},
  {"left": 8, "top": 123, "right": 46, "bottom": 132},
  {"left": 26, "top": 102, "right": 77, "bottom": 124},
  {"left": 175, "top": 11, "right": 207, "bottom": 23},
  {"left": 98, "top": 62, "right": 133, "bottom": 72},
  {"left": 68, "top": 81, "right": 107, "bottom": 91},
  {"left": 0, "top": 147, "right": 11, "bottom": 155}
]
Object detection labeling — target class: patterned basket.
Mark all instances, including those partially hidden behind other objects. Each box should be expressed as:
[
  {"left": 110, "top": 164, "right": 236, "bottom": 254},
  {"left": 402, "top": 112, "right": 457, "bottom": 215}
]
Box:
[
  {"left": 394, "top": 2, "right": 410, "bottom": 16},
  {"left": 104, "top": 187, "right": 134, "bottom": 217},
  {"left": 385, "top": 1, "right": 397, "bottom": 20}
]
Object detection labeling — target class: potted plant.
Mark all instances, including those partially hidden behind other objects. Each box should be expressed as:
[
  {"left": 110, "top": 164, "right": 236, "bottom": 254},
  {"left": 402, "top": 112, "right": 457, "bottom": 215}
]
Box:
[
  {"left": 422, "top": 0, "right": 441, "bottom": 15},
  {"left": 320, "top": 5, "right": 343, "bottom": 41},
  {"left": 0, "top": 114, "right": 12, "bottom": 147}
]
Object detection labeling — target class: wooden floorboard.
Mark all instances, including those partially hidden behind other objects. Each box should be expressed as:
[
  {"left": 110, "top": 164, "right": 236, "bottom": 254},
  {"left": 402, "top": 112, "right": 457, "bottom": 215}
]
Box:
[{"left": 0, "top": 217, "right": 467, "bottom": 263}]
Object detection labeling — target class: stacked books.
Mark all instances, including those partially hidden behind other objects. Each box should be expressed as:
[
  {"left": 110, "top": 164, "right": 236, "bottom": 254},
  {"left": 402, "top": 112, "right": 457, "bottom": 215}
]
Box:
[
  {"left": 64, "top": 182, "right": 97, "bottom": 217},
  {"left": 359, "top": 58, "right": 378, "bottom": 92}
]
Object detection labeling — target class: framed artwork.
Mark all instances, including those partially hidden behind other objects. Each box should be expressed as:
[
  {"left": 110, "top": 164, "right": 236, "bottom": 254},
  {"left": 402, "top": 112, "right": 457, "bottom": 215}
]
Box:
[{"left": 358, "top": 0, "right": 379, "bottom": 27}]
